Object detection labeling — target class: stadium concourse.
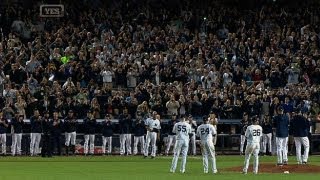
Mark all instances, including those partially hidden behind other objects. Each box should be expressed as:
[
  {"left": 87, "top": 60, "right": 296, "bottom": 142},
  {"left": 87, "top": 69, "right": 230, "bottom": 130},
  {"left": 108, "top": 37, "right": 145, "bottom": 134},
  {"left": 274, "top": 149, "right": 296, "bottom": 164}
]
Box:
[{"left": 0, "top": 0, "right": 320, "bottom": 157}]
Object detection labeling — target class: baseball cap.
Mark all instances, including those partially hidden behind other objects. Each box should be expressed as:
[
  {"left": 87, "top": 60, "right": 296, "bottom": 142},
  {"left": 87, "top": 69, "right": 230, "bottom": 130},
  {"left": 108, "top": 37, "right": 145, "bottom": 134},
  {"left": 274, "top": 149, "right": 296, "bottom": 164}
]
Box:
[
  {"left": 202, "top": 116, "right": 208, "bottom": 122},
  {"left": 68, "top": 110, "right": 74, "bottom": 113}
]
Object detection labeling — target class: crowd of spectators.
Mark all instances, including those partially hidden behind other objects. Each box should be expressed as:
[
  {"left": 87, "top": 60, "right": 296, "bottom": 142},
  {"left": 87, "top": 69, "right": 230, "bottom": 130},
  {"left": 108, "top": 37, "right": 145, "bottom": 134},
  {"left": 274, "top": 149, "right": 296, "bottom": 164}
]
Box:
[{"left": 0, "top": 0, "right": 320, "bottom": 128}]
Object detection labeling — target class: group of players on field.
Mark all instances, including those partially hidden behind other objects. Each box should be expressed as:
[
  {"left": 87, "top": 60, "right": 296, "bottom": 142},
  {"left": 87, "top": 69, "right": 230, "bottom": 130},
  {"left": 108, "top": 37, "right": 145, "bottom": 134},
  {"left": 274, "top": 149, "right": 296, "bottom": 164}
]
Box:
[{"left": 0, "top": 106, "right": 311, "bottom": 174}]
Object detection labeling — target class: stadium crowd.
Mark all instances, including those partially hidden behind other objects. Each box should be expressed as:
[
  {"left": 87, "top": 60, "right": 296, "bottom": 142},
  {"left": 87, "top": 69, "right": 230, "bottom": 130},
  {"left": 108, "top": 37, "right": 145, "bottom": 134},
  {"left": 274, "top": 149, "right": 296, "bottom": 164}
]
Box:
[{"left": 0, "top": 0, "right": 320, "bottom": 155}]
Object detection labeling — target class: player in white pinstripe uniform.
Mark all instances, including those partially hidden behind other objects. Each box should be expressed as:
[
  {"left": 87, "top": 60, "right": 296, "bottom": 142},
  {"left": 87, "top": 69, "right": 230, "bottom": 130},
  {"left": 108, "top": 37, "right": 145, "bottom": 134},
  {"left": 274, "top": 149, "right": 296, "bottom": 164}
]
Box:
[{"left": 144, "top": 112, "right": 161, "bottom": 158}]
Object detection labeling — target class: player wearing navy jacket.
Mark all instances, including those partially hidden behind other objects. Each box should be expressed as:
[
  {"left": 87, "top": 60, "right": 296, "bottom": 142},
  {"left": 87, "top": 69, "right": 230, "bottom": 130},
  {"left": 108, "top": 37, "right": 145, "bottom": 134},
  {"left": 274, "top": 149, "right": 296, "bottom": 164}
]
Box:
[
  {"left": 83, "top": 110, "right": 97, "bottom": 155},
  {"left": 261, "top": 115, "right": 273, "bottom": 156},
  {"left": 41, "top": 111, "right": 53, "bottom": 157},
  {"left": 0, "top": 113, "right": 8, "bottom": 155},
  {"left": 11, "top": 114, "right": 24, "bottom": 156},
  {"left": 52, "top": 111, "right": 63, "bottom": 156},
  {"left": 165, "top": 113, "right": 178, "bottom": 156},
  {"left": 119, "top": 112, "right": 133, "bottom": 155},
  {"left": 64, "top": 110, "right": 77, "bottom": 155},
  {"left": 132, "top": 112, "right": 145, "bottom": 155},
  {"left": 30, "top": 109, "right": 42, "bottom": 156},
  {"left": 273, "top": 106, "right": 289, "bottom": 166},
  {"left": 289, "top": 109, "right": 310, "bottom": 164},
  {"left": 101, "top": 114, "right": 113, "bottom": 155},
  {"left": 240, "top": 112, "right": 249, "bottom": 155}
]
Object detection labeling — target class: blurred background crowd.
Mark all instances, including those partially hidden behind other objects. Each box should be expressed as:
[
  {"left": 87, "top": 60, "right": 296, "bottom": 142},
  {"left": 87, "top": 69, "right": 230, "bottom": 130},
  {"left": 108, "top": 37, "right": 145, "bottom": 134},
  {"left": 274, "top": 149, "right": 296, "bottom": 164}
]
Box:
[{"left": 0, "top": 0, "right": 320, "bottom": 130}]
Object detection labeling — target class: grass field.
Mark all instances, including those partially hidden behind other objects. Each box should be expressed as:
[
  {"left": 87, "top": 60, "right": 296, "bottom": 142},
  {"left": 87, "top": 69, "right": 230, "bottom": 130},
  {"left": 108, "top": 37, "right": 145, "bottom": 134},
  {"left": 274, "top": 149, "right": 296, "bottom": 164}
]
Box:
[{"left": 0, "top": 155, "right": 320, "bottom": 180}]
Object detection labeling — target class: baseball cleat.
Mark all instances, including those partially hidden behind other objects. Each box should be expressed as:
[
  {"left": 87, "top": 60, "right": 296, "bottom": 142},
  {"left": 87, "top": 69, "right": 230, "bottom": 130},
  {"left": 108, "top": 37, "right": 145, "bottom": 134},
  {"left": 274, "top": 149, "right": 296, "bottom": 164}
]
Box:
[{"left": 283, "top": 161, "right": 288, "bottom": 165}]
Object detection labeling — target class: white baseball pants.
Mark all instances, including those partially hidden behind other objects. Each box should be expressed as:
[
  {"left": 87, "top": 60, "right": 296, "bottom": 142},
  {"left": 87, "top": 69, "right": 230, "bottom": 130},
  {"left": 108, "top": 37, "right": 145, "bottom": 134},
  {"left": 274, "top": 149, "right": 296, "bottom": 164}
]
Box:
[
  {"left": 200, "top": 140, "right": 217, "bottom": 173},
  {"left": 276, "top": 137, "right": 288, "bottom": 164},
  {"left": 189, "top": 132, "right": 196, "bottom": 155},
  {"left": 262, "top": 133, "right": 272, "bottom": 153},
  {"left": 240, "top": 135, "right": 246, "bottom": 153},
  {"left": 294, "top": 137, "right": 310, "bottom": 163},
  {"left": 144, "top": 131, "right": 157, "bottom": 157},
  {"left": 0, "top": 133, "right": 6, "bottom": 154},
  {"left": 170, "top": 139, "right": 189, "bottom": 173},
  {"left": 30, "top": 133, "right": 41, "bottom": 155},
  {"left": 102, "top": 136, "right": 112, "bottom": 154},
  {"left": 11, "top": 133, "right": 22, "bottom": 156},
  {"left": 84, "top": 134, "right": 95, "bottom": 154},
  {"left": 133, "top": 135, "right": 145, "bottom": 155},
  {"left": 165, "top": 135, "right": 176, "bottom": 155},
  {"left": 65, "top": 132, "right": 76, "bottom": 146},
  {"left": 243, "top": 143, "right": 260, "bottom": 174},
  {"left": 120, "top": 134, "right": 132, "bottom": 155}
]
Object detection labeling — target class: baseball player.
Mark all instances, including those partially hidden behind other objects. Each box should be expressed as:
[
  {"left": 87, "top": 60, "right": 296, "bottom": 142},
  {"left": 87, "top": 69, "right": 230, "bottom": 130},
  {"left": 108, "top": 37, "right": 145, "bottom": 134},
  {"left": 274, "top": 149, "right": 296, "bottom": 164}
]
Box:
[
  {"left": 52, "top": 111, "right": 63, "bottom": 156},
  {"left": 165, "top": 113, "right": 178, "bottom": 156},
  {"left": 290, "top": 109, "right": 310, "bottom": 164},
  {"left": 196, "top": 116, "right": 217, "bottom": 174},
  {"left": 208, "top": 112, "right": 218, "bottom": 145},
  {"left": 170, "top": 115, "right": 192, "bottom": 173},
  {"left": 119, "top": 112, "right": 132, "bottom": 155},
  {"left": 30, "top": 109, "right": 42, "bottom": 156},
  {"left": 261, "top": 115, "right": 273, "bottom": 156},
  {"left": 41, "top": 111, "right": 53, "bottom": 157},
  {"left": 242, "top": 116, "right": 262, "bottom": 174},
  {"left": 11, "top": 114, "right": 24, "bottom": 156},
  {"left": 101, "top": 114, "right": 113, "bottom": 155},
  {"left": 273, "top": 106, "right": 289, "bottom": 166},
  {"left": 240, "top": 112, "right": 249, "bottom": 155},
  {"left": 188, "top": 114, "right": 197, "bottom": 155},
  {"left": 83, "top": 110, "right": 97, "bottom": 155},
  {"left": 0, "top": 112, "right": 8, "bottom": 155},
  {"left": 64, "top": 110, "right": 77, "bottom": 156},
  {"left": 132, "top": 112, "right": 145, "bottom": 155},
  {"left": 144, "top": 111, "right": 161, "bottom": 158}
]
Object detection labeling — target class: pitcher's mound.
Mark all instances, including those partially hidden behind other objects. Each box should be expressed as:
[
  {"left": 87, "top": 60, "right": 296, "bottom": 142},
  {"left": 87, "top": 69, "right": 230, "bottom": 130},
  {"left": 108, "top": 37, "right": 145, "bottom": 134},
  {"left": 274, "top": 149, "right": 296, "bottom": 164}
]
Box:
[{"left": 225, "top": 163, "right": 320, "bottom": 173}]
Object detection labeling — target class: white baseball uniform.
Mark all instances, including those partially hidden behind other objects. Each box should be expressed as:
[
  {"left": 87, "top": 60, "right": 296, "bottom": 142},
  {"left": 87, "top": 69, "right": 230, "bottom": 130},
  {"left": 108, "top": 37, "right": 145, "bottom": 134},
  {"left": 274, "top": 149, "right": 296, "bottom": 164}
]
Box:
[
  {"left": 196, "top": 123, "right": 217, "bottom": 174},
  {"left": 102, "top": 136, "right": 112, "bottom": 154},
  {"left": 84, "top": 134, "right": 95, "bottom": 155},
  {"left": 243, "top": 124, "right": 263, "bottom": 174},
  {"left": 0, "top": 133, "right": 6, "bottom": 154},
  {"left": 30, "top": 133, "right": 41, "bottom": 155},
  {"left": 170, "top": 121, "right": 191, "bottom": 173},
  {"left": 144, "top": 118, "right": 161, "bottom": 157}
]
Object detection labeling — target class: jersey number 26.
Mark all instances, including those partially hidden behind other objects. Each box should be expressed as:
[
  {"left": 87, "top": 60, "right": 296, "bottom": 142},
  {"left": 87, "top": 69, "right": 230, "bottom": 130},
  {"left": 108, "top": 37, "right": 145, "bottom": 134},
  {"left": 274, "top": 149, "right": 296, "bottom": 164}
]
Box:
[{"left": 252, "top": 129, "right": 261, "bottom": 136}]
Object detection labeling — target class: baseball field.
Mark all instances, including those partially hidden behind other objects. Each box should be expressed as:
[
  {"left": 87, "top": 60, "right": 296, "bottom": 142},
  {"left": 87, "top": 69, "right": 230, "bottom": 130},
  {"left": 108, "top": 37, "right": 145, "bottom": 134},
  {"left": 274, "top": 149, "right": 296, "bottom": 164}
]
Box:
[{"left": 0, "top": 155, "right": 320, "bottom": 180}]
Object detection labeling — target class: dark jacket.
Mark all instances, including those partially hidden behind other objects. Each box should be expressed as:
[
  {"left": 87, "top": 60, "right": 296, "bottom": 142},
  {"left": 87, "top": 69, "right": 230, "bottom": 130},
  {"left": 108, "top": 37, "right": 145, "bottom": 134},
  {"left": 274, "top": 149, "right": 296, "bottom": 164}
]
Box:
[
  {"left": 51, "top": 119, "right": 63, "bottom": 136},
  {"left": 30, "top": 116, "right": 42, "bottom": 133},
  {"left": 133, "top": 119, "right": 145, "bottom": 136},
  {"left": 119, "top": 115, "right": 132, "bottom": 134},
  {"left": 101, "top": 120, "right": 113, "bottom": 137},
  {"left": 84, "top": 118, "right": 97, "bottom": 134},
  {"left": 11, "top": 118, "right": 24, "bottom": 133},
  {"left": 289, "top": 115, "right": 309, "bottom": 137},
  {"left": 64, "top": 116, "right": 77, "bottom": 133},
  {"left": 273, "top": 114, "right": 289, "bottom": 137}
]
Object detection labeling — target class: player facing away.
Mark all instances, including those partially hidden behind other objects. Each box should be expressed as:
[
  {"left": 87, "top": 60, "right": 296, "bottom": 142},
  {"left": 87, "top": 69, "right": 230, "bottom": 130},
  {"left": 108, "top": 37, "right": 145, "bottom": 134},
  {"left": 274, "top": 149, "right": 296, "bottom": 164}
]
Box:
[
  {"left": 196, "top": 116, "right": 218, "bottom": 174},
  {"left": 170, "top": 115, "right": 192, "bottom": 173},
  {"left": 243, "top": 116, "right": 263, "bottom": 174},
  {"left": 290, "top": 110, "right": 310, "bottom": 164}
]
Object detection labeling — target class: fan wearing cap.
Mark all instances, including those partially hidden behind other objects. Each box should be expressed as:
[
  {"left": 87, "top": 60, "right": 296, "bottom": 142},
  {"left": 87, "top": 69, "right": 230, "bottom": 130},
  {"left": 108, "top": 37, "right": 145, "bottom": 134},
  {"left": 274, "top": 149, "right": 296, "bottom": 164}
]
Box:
[
  {"left": 196, "top": 116, "right": 217, "bottom": 174},
  {"left": 273, "top": 106, "right": 290, "bottom": 166},
  {"left": 165, "top": 113, "right": 178, "bottom": 156},
  {"left": 11, "top": 113, "right": 24, "bottom": 156},
  {"left": 289, "top": 109, "right": 310, "bottom": 164},
  {"left": 101, "top": 114, "right": 114, "bottom": 155},
  {"left": 242, "top": 116, "right": 263, "bottom": 174},
  {"left": 83, "top": 110, "right": 97, "bottom": 155},
  {"left": 64, "top": 109, "right": 77, "bottom": 156},
  {"left": 132, "top": 112, "right": 145, "bottom": 155},
  {"left": 188, "top": 114, "right": 197, "bottom": 156}
]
